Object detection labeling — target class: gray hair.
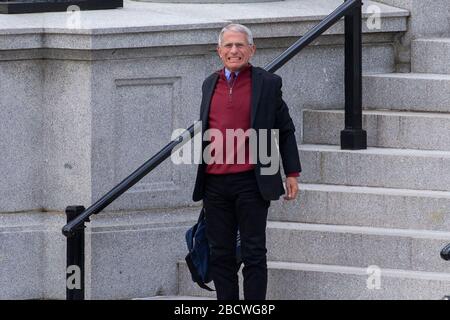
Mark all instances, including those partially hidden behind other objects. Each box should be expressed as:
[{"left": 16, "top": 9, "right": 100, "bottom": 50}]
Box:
[{"left": 218, "top": 24, "right": 254, "bottom": 46}]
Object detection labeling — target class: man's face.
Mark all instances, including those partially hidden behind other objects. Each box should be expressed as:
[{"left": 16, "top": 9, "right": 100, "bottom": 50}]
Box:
[{"left": 217, "top": 31, "right": 256, "bottom": 72}]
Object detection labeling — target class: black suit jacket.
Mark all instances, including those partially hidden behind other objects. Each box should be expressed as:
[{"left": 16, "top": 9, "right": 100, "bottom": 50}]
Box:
[{"left": 192, "top": 66, "right": 301, "bottom": 201}]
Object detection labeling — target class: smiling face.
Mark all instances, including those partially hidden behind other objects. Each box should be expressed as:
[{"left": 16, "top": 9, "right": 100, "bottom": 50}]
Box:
[{"left": 217, "top": 30, "right": 256, "bottom": 72}]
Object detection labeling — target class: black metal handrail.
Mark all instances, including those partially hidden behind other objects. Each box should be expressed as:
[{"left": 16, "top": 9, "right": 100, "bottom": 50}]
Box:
[
  {"left": 63, "top": 0, "right": 366, "bottom": 300},
  {"left": 441, "top": 243, "right": 450, "bottom": 299},
  {"left": 62, "top": 124, "right": 197, "bottom": 237},
  {"left": 265, "top": 0, "right": 360, "bottom": 73}
]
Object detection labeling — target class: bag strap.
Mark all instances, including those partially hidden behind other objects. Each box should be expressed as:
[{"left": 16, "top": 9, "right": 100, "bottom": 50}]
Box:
[
  {"left": 198, "top": 207, "right": 206, "bottom": 223},
  {"left": 185, "top": 254, "right": 215, "bottom": 292}
]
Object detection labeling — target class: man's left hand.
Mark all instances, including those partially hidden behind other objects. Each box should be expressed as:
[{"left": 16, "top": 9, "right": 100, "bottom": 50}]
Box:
[{"left": 284, "top": 177, "right": 299, "bottom": 200}]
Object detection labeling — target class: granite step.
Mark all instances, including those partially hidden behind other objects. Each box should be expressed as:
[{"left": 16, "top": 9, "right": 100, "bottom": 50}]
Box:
[
  {"left": 268, "top": 183, "right": 450, "bottom": 231},
  {"left": 302, "top": 109, "right": 450, "bottom": 150},
  {"left": 178, "top": 261, "right": 450, "bottom": 300},
  {"left": 412, "top": 38, "right": 450, "bottom": 74},
  {"left": 298, "top": 144, "right": 450, "bottom": 191},
  {"left": 133, "top": 295, "right": 214, "bottom": 300},
  {"left": 266, "top": 221, "right": 450, "bottom": 273},
  {"left": 363, "top": 73, "right": 450, "bottom": 112}
]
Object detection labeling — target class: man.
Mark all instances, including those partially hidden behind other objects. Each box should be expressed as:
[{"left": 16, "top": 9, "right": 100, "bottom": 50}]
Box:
[{"left": 192, "top": 23, "right": 301, "bottom": 300}]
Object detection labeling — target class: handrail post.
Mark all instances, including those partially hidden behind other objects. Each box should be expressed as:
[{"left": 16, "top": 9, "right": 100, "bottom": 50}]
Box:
[
  {"left": 441, "top": 243, "right": 450, "bottom": 299},
  {"left": 66, "top": 205, "right": 86, "bottom": 300},
  {"left": 341, "top": 0, "right": 367, "bottom": 150}
]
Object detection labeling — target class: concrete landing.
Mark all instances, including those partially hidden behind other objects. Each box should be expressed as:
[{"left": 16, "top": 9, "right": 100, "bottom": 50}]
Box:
[
  {"left": 0, "top": 0, "right": 408, "bottom": 50},
  {"left": 0, "top": 0, "right": 408, "bottom": 31}
]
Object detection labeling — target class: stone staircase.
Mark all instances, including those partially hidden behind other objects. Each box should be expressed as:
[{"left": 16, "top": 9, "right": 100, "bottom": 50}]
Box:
[{"left": 176, "top": 37, "right": 450, "bottom": 300}]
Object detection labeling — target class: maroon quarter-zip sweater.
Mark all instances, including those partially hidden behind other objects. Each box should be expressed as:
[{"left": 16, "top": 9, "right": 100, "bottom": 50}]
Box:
[
  {"left": 206, "top": 65, "right": 254, "bottom": 174},
  {"left": 205, "top": 64, "right": 299, "bottom": 177}
]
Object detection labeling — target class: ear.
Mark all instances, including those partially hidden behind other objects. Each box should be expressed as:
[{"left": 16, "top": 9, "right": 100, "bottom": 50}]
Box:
[{"left": 251, "top": 45, "right": 256, "bottom": 56}]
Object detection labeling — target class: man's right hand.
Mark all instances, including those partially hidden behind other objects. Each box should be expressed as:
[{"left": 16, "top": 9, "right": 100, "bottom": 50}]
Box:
[{"left": 284, "top": 176, "right": 299, "bottom": 200}]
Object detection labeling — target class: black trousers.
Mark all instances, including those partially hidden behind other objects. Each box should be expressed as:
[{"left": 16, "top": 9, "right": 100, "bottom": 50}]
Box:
[{"left": 203, "top": 170, "right": 270, "bottom": 300}]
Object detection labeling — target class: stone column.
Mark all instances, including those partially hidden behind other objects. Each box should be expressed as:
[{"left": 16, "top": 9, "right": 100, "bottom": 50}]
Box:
[{"left": 376, "top": 0, "right": 450, "bottom": 70}]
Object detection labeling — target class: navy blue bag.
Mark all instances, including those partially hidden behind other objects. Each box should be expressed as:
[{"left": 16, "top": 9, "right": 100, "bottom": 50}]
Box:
[{"left": 185, "top": 207, "right": 242, "bottom": 291}]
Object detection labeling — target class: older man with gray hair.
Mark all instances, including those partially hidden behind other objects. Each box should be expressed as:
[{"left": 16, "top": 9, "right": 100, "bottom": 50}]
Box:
[{"left": 192, "top": 23, "right": 301, "bottom": 300}]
